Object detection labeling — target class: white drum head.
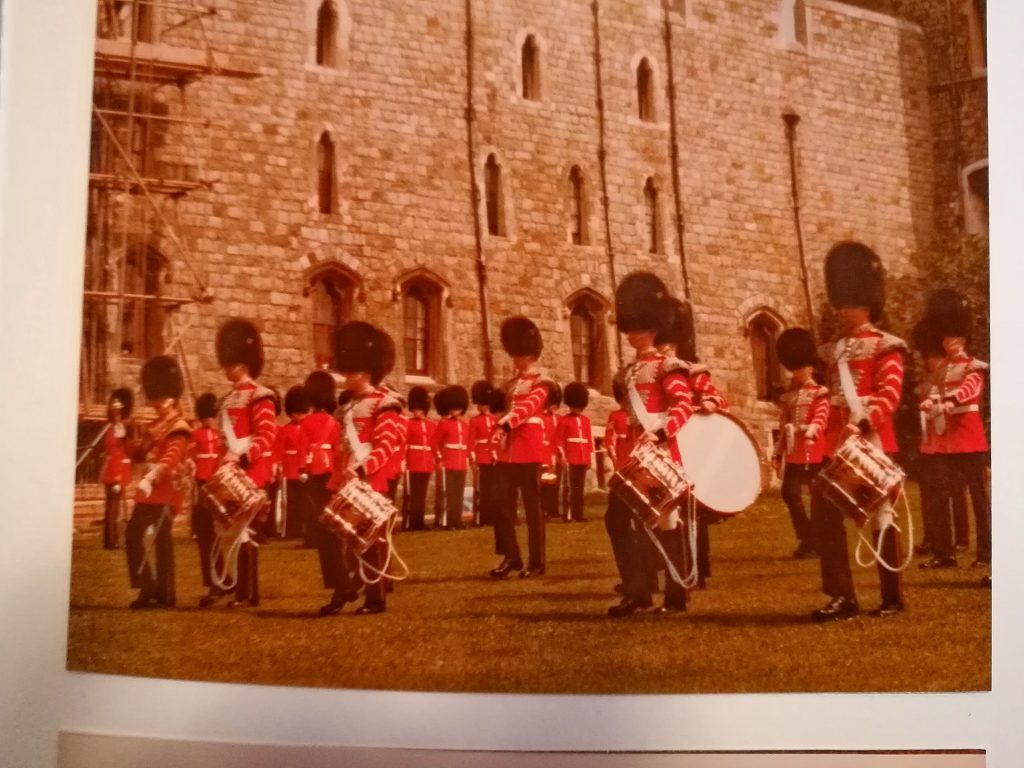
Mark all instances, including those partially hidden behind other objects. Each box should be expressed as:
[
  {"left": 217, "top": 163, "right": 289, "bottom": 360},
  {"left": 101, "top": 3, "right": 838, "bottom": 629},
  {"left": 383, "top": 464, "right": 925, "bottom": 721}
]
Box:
[{"left": 675, "top": 412, "right": 764, "bottom": 514}]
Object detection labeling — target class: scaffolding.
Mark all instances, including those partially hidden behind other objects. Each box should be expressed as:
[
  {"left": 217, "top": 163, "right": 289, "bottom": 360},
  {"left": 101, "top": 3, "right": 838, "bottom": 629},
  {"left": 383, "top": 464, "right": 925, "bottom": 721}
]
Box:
[{"left": 82, "top": 1, "right": 257, "bottom": 428}]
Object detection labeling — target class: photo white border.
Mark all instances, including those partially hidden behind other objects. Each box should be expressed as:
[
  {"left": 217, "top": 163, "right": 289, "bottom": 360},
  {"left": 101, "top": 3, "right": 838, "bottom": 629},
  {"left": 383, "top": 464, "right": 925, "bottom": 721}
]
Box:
[{"left": 1, "top": 1, "right": 1021, "bottom": 766}]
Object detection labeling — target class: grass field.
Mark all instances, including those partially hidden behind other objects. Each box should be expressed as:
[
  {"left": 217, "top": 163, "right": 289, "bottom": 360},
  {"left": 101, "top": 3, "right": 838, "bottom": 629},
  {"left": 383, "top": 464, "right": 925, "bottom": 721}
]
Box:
[{"left": 66, "top": 490, "right": 990, "bottom": 694}]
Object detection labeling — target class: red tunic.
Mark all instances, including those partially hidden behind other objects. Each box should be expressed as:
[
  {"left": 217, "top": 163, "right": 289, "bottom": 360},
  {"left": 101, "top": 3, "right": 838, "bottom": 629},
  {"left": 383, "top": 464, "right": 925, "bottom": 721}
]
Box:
[
  {"left": 329, "top": 387, "right": 407, "bottom": 494},
  {"left": 820, "top": 324, "right": 905, "bottom": 455},
  {"left": 689, "top": 366, "right": 728, "bottom": 411},
  {"left": 541, "top": 412, "right": 562, "bottom": 465},
  {"left": 555, "top": 413, "right": 593, "bottom": 466},
  {"left": 495, "top": 369, "right": 551, "bottom": 464},
  {"left": 301, "top": 411, "right": 340, "bottom": 477},
  {"left": 916, "top": 369, "right": 944, "bottom": 456},
  {"left": 101, "top": 422, "right": 132, "bottom": 485},
  {"left": 604, "top": 409, "right": 630, "bottom": 470},
  {"left": 190, "top": 427, "right": 222, "bottom": 482},
  {"left": 273, "top": 421, "right": 309, "bottom": 481},
  {"left": 619, "top": 351, "right": 694, "bottom": 462},
  {"left": 405, "top": 416, "right": 437, "bottom": 473},
  {"left": 134, "top": 417, "right": 190, "bottom": 508},
  {"left": 774, "top": 381, "right": 830, "bottom": 465},
  {"left": 219, "top": 379, "right": 278, "bottom": 488},
  {"left": 935, "top": 353, "right": 988, "bottom": 454},
  {"left": 434, "top": 416, "right": 470, "bottom": 471},
  {"left": 468, "top": 413, "right": 498, "bottom": 465}
]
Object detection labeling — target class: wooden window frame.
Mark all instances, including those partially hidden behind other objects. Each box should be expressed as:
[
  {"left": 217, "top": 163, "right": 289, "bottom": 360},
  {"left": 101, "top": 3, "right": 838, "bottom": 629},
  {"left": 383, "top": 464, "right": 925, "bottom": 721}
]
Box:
[
  {"left": 317, "top": 131, "right": 336, "bottom": 214},
  {"left": 316, "top": 0, "right": 339, "bottom": 68}
]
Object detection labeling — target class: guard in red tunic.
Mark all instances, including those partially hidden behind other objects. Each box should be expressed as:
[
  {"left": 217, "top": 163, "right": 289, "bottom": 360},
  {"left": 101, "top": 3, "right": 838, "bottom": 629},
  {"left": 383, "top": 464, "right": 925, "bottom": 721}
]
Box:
[
  {"left": 489, "top": 316, "right": 553, "bottom": 579},
  {"left": 302, "top": 369, "right": 341, "bottom": 570},
  {"left": 468, "top": 380, "right": 497, "bottom": 526},
  {"left": 608, "top": 273, "right": 694, "bottom": 617},
  {"left": 190, "top": 392, "right": 224, "bottom": 594},
  {"left": 811, "top": 243, "right": 907, "bottom": 621},
  {"left": 101, "top": 387, "right": 134, "bottom": 550},
  {"left": 274, "top": 386, "right": 311, "bottom": 541},
  {"left": 927, "top": 289, "right": 990, "bottom": 567},
  {"left": 772, "top": 329, "right": 829, "bottom": 559},
  {"left": 555, "top": 382, "right": 593, "bottom": 523},
  {"left": 433, "top": 385, "right": 471, "bottom": 530},
  {"left": 125, "top": 356, "right": 191, "bottom": 609},
  {"left": 207, "top": 319, "right": 277, "bottom": 608},
  {"left": 321, "top": 321, "right": 407, "bottom": 616},
  {"left": 539, "top": 383, "right": 564, "bottom": 521},
  {"left": 911, "top": 319, "right": 950, "bottom": 565},
  {"left": 604, "top": 377, "right": 631, "bottom": 582},
  {"left": 403, "top": 386, "right": 437, "bottom": 531}
]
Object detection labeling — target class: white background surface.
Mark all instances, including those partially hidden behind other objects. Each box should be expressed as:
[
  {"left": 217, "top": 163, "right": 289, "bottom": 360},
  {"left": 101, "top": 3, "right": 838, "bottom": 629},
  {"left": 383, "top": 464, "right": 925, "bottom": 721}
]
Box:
[{"left": 1, "top": 2, "right": 1021, "bottom": 766}]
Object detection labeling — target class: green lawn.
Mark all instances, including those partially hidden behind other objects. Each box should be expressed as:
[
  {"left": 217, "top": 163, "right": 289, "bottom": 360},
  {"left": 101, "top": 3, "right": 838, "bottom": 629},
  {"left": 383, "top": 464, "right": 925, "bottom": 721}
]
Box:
[{"left": 66, "top": 490, "right": 990, "bottom": 693}]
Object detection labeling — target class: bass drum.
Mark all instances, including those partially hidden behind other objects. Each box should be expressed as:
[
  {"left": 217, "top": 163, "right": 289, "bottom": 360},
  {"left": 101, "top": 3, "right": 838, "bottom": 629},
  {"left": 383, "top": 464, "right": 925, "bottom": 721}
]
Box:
[{"left": 674, "top": 411, "right": 768, "bottom": 516}]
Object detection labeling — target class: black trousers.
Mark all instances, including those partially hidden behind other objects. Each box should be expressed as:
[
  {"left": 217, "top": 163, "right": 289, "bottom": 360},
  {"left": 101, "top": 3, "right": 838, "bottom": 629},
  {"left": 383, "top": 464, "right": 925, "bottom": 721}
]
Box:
[
  {"left": 657, "top": 525, "right": 688, "bottom": 609},
  {"left": 810, "top": 459, "right": 902, "bottom": 605},
  {"left": 283, "top": 478, "right": 308, "bottom": 539},
  {"left": 540, "top": 465, "right": 562, "bottom": 519},
  {"left": 443, "top": 469, "right": 467, "bottom": 529},
  {"left": 103, "top": 483, "right": 124, "bottom": 549},
  {"left": 917, "top": 454, "right": 943, "bottom": 551},
  {"left": 566, "top": 464, "right": 587, "bottom": 521},
  {"left": 308, "top": 474, "right": 340, "bottom": 589},
  {"left": 477, "top": 463, "right": 497, "bottom": 527},
  {"left": 780, "top": 463, "right": 820, "bottom": 547},
  {"left": 193, "top": 483, "right": 216, "bottom": 588},
  {"left": 605, "top": 492, "right": 657, "bottom": 603},
  {"left": 125, "top": 502, "right": 175, "bottom": 605},
  {"left": 406, "top": 471, "right": 431, "bottom": 530},
  {"left": 935, "top": 453, "right": 991, "bottom": 562},
  {"left": 493, "top": 462, "right": 545, "bottom": 568}
]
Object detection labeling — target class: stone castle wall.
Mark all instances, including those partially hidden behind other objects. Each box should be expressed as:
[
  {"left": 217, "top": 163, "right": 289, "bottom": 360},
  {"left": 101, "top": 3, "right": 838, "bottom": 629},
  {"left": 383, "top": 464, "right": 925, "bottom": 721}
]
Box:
[{"left": 94, "top": 0, "right": 936, "bottom": 448}]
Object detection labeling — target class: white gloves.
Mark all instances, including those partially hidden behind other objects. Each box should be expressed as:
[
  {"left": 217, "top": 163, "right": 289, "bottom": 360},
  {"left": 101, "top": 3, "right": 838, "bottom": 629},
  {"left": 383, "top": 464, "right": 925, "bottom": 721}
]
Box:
[{"left": 137, "top": 477, "right": 153, "bottom": 498}]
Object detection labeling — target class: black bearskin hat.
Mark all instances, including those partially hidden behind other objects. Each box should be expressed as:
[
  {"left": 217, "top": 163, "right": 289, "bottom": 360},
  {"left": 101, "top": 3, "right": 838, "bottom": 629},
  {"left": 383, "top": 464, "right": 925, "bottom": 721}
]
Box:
[
  {"left": 216, "top": 318, "right": 264, "bottom": 379},
  {"left": 824, "top": 242, "right": 884, "bottom": 321},
  {"left": 615, "top": 271, "right": 672, "bottom": 333},
  {"left": 434, "top": 386, "right": 452, "bottom": 417},
  {"left": 925, "top": 288, "right": 972, "bottom": 340},
  {"left": 776, "top": 328, "right": 818, "bottom": 371},
  {"left": 611, "top": 377, "right": 626, "bottom": 404},
  {"left": 543, "top": 381, "right": 562, "bottom": 408},
  {"left": 489, "top": 388, "right": 507, "bottom": 414},
  {"left": 911, "top": 319, "right": 945, "bottom": 359},
  {"left": 284, "top": 385, "right": 311, "bottom": 415},
  {"left": 655, "top": 297, "right": 697, "bottom": 361},
  {"left": 408, "top": 385, "right": 431, "bottom": 413},
  {"left": 500, "top": 316, "right": 543, "bottom": 358},
  {"left": 470, "top": 379, "right": 493, "bottom": 406},
  {"left": 140, "top": 355, "right": 184, "bottom": 401},
  {"left": 338, "top": 389, "right": 354, "bottom": 409},
  {"left": 334, "top": 321, "right": 395, "bottom": 386},
  {"left": 563, "top": 381, "right": 590, "bottom": 409},
  {"left": 108, "top": 387, "right": 134, "bottom": 419},
  {"left": 195, "top": 392, "right": 218, "bottom": 420},
  {"left": 305, "top": 369, "right": 337, "bottom": 411}
]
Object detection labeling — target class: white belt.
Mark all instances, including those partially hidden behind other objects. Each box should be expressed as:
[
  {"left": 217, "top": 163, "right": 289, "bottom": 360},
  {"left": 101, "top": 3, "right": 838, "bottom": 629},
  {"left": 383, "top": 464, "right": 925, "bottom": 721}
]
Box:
[
  {"left": 120, "top": 458, "right": 131, "bottom": 463},
  {"left": 950, "top": 405, "right": 979, "bottom": 415},
  {"left": 284, "top": 450, "right": 298, "bottom": 455},
  {"left": 567, "top": 438, "right": 588, "bottom": 444},
  {"left": 444, "top": 444, "right": 467, "bottom": 450},
  {"left": 525, "top": 417, "right": 543, "bottom": 425},
  {"left": 408, "top": 445, "right": 432, "bottom": 451},
  {"left": 262, "top": 451, "right": 273, "bottom": 458},
  {"left": 319, "top": 443, "right": 332, "bottom": 449},
  {"left": 475, "top": 439, "right": 490, "bottom": 445},
  {"left": 196, "top": 453, "right": 218, "bottom": 459}
]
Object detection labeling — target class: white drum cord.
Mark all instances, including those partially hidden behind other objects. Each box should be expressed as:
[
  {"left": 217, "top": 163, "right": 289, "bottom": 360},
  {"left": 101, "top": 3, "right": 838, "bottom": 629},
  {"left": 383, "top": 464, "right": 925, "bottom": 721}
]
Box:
[
  {"left": 642, "top": 494, "right": 701, "bottom": 590},
  {"left": 356, "top": 513, "right": 410, "bottom": 585},
  {"left": 853, "top": 486, "right": 915, "bottom": 573}
]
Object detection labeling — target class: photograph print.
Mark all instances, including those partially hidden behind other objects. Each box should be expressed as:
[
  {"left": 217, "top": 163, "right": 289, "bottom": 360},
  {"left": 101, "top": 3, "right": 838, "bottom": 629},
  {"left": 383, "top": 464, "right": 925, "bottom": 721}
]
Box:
[{"left": 68, "top": 0, "right": 991, "bottom": 694}]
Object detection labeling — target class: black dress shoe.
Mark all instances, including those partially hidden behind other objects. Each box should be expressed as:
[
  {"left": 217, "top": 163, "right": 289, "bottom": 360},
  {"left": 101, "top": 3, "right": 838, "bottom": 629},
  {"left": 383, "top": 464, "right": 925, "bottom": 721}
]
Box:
[
  {"left": 489, "top": 558, "right": 523, "bottom": 578},
  {"left": 811, "top": 596, "right": 859, "bottom": 622},
  {"left": 913, "top": 542, "right": 934, "bottom": 556},
  {"left": 659, "top": 600, "right": 687, "bottom": 613},
  {"left": 519, "top": 565, "right": 545, "bottom": 578},
  {"left": 793, "top": 543, "right": 817, "bottom": 559},
  {"left": 868, "top": 601, "right": 905, "bottom": 617},
  {"left": 607, "top": 597, "right": 654, "bottom": 618},
  {"left": 199, "top": 588, "right": 227, "bottom": 608},
  {"left": 129, "top": 594, "right": 157, "bottom": 610},
  {"left": 355, "top": 601, "right": 386, "bottom": 615},
  {"left": 319, "top": 590, "right": 355, "bottom": 617},
  {"left": 919, "top": 556, "right": 958, "bottom": 569}
]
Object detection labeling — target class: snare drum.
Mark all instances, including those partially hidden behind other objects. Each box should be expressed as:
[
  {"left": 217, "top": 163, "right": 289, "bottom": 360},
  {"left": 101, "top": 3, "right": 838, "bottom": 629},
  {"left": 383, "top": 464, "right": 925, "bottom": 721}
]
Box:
[
  {"left": 202, "top": 462, "right": 269, "bottom": 529},
  {"left": 320, "top": 479, "right": 397, "bottom": 554},
  {"left": 608, "top": 441, "right": 692, "bottom": 528},
  {"left": 814, "top": 435, "right": 905, "bottom": 527}
]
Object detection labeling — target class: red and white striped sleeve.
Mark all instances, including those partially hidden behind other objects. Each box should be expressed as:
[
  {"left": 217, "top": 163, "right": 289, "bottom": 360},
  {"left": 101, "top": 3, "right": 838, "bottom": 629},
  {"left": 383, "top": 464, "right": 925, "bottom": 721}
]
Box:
[
  {"left": 364, "top": 410, "right": 407, "bottom": 478},
  {"left": 502, "top": 383, "right": 547, "bottom": 430},
  {"left": 246, "top": 397, "right": 278, "bottom": 464},
  {"left": 663, "top": 370, "right": 695, "bottom": 438},
  {"left": 153, "top": 434, "right": 189, "bottom": 479},
  {"left": 810, "top": 392, "right": 830, "bottom": 432},
  {"left": 949, "top": 371, "right": 984, "bottom": 404},
  {"left": 867, "top": 349, "right": 904, "bottom": 430},
  {"left": 691, "top": 371, "right": 728, "bottom": 410}
]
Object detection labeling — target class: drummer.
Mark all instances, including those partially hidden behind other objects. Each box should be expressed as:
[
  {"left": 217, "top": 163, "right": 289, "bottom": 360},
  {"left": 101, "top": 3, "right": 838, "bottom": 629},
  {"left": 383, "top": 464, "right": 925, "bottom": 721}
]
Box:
[
  {"left": 607, "top": 272, "right": 695, "bottom": 617},
  {"left": 810, "top": 243, "right": 908, "bottom": 622}
]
